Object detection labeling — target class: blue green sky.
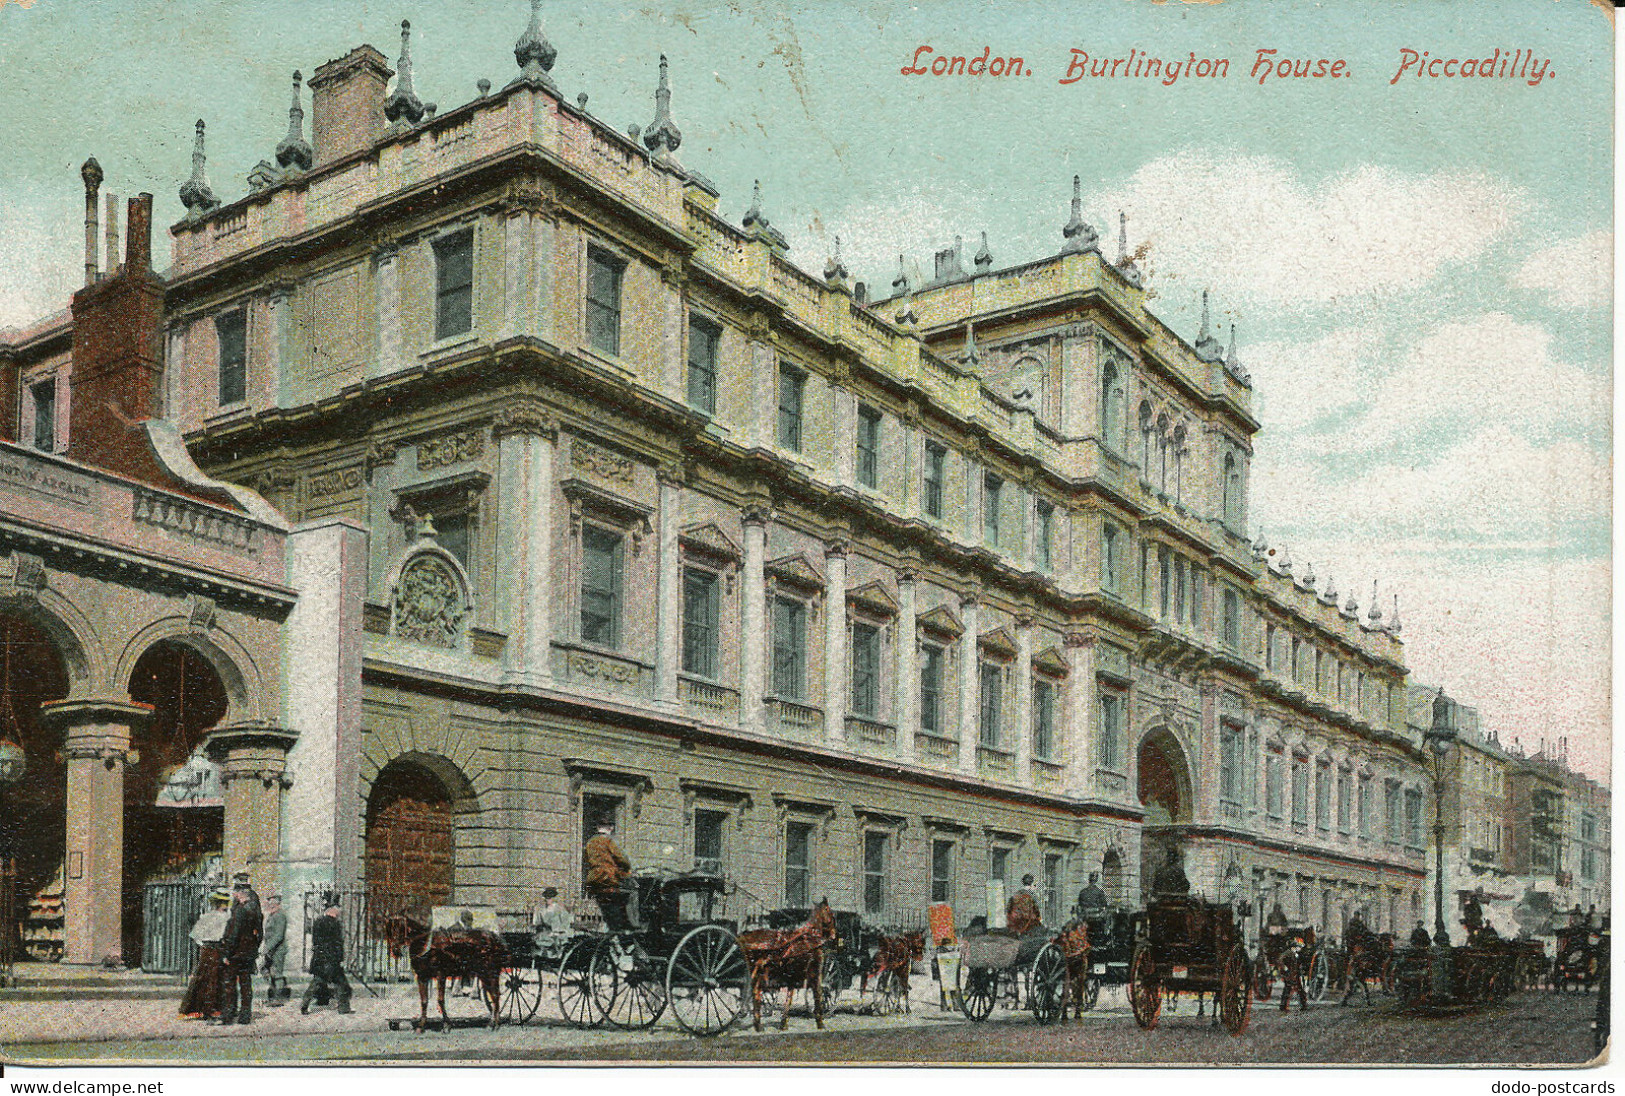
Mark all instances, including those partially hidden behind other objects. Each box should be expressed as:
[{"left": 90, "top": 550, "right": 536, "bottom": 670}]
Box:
[{"left": 0, "top": 0, "right": 1611, "bottom": 778}]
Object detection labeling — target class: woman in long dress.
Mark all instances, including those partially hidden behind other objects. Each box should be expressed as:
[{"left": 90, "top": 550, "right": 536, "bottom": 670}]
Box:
[{"left": 179, "top": 891, "right": 231, "bottom": 1020}]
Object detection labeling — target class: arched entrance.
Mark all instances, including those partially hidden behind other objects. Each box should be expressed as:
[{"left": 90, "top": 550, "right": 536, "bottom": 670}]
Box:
[
  {"left": 125, "top": 640, "right": 228, "bottom": 965},
  {"left": 0, "top": 614, "right": 71, "bottom": 960},
  {"left": 365, "top": 759, "right": 457, "bottom": 907},
  {"left": 1137, "top": 728, "right": 1193, "bottom": 901}
]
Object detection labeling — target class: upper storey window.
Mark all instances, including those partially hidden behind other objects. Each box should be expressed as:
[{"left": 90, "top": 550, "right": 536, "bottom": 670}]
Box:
[
  {"left": 434, "top": 230, "right": 474, "bottom": 341},
  {"left": 215, "top": 309, "right": 247, "bottom": 406},
  {"left": 777, "top": 365, "right": 805, "bottom": 452},
  {"left": 1101, "top": 355, "right": 1124, "bottom": 451},
  {"left": 856, "top": 405, "right": 881, "bottom": 489},
  {"left": 1035, "top": 501, "right": 1054, "bottom": 572},
  {"left": 687, "top": 315, "right": 719, "bottom": 415},
  {"left": 586, "top": 246, "right": 625, "bottom": 356},
  {"left": 580, "top": 525, "right": 624, "bottom": 649},
  {"left": 983, "top": 474, "right": 1003, "bottom": 548},
  {"left": 26, "top": 378, "right": 57, "bottom": 453},
  {"left": 923, "top": 442, "right": 946, "bottom": 519}
]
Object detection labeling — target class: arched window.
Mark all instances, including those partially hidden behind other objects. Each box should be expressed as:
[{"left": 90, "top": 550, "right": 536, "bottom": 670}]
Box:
[
  {"left": 1221, "top": 453, "right": 1237, "bottom": 525},
  {"left": 1156, "top": 413, "right": 1170, "bottom": 492},
  {"left": 1101, "top": 359, "right": 1121, "bottom": 450},
  {"left": 1139, "top": 402, "right": 1154, "bottom": 476},
  {"left": 1172, "top": 424, "right": 1186, "bottom": 504}
]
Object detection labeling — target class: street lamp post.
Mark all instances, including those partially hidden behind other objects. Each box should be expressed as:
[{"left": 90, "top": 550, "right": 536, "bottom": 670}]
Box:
[{"left": 1424, "top": 689, "right": 1457, "bottom": 944}]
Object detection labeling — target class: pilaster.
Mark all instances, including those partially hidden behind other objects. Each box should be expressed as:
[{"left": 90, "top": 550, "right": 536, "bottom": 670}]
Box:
[
  {"left": 896, "top": 566, "right": 919, "bottom": 764},
  {"left": 372, "top": 243, "right": 404, "bottom": 379},
  {"left": 654, "top": 466, "right": 683, "bottom": 708},
  {"left": 1015, "top": 615, "right": 1034, "bottom": 786},
  {"left": 494, "top": 402, "right": 558, "bottom": 686},
  {"left": 740, "top": 504, "right": 769, "bottom": 733},
  {"left": 957, "top": 593, "right": 980, "bottom": 776},
  {"left": 1065, "top": 633, "right": 1095, "bottom": 797},
  {"left": 823, "top": 539, "right": 848, "bottom": 745}
]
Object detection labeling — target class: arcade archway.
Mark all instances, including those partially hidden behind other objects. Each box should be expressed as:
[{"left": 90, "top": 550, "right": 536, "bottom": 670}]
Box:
[
  {"left": 1137, "top": 728, "right": 1193, "bottom": 901},
  {"left": 364, "top": 758, "right": 459, "bottom": 907}
]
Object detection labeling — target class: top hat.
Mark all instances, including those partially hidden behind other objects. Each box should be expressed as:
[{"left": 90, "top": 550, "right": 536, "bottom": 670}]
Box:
[{"left": 542, "top": 887, "right": 559, "bottom": 899}]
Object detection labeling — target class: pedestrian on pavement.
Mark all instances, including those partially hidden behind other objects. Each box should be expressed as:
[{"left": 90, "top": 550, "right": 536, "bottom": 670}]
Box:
[
  {"left": 302, "top": 895, "right": 353, "bottom": 1015},
  {"left": 584, "top": 821, "right": 635, "bottom": 930},
  {"left": 1006, "top": 874, "right": 1042, "bottom": 935},
  {"left": 217, "top": 877, "right": 263, "bottom": 1025},
  {"left": 179, "top": 890, "right": 230, "bottom": 1020},
  {"left": 260, "top": 893, "right": 289, "bottom": 1006}
]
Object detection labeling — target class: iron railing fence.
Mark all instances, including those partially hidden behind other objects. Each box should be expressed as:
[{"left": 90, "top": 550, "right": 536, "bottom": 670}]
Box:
[
  {"left": 0, "top": 859, "right": 15, "bottom": 987},
  {"left": 141, "top": 880, "right": 212, "bottom": 975}
]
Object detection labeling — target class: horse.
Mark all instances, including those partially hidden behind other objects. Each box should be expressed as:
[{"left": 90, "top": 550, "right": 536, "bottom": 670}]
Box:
[
  {"left": 1052, "top": 920, "right": 1091, "bottom": 1022},
  {"left": 737, "top": 899, "right": 837, "bottom": 1031},
  {"left": 862, "top": 929, "right": 925, "bottom": 1012},
  {"left": 381, "top": 914, "right": 507, "bottom": 1032},
  {"left": 1341, "top": 928, "right": 1393, "bottom": 1006}
]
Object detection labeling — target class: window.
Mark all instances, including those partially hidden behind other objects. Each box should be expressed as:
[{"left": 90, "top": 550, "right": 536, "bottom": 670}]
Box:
[
  {"left": 1404, "top": 788, "right": 1423, "bottom": 848},
  {"left": 856, "top": 405, "right": 881, "bottom": 489},
  {"left": 1032, "top": 679, "right": 1056, "bottom": 760},
  {"left": 850, "top": 621, "right": 880, "bottom": 717},
  {"left": 919, "top": 644, "right": 944, "bottom": 736},
  {"left": 1291, "top": 756, "right": 1309, "bottom": 826},
  {"left": 1266, "top": 749, "right": 1285, "bottom": 819},
  {"left": 990, "top": 846, "right": 1011, "bottom": 885},
  {"left": 693, "top": 809, "right": 725, "bottom": 875},
  {"left": 580, "top": 526, "right": 624, "bottom": 648},
  {"left": 216, "top": 309, "right": 246, "bottom": 406},
  {"left": 1190, "top": 568, "right": 1204, "bottom": 629},
  {"left": 1315, "top": 651, "right": 1326, "bottom": 694},
  {"left": 1101, "top": 523, "right": 1121, "bottom": 594},
  {"left": 923, "top": 442, "right": 946, "bottom": 519},
  {"left": 1316, "top": 763, "right": 1331, "bottom": 830},
  {"left": 434, "top": 511, "right": 472, "bottom": 573},
  {"left": 777, "top": 365, "right": 804, "bottom": 451},
  {"left": 1265, "top": 624, "right": 1276, "bottom": 671},
  {"left": 1384, "top": 780, "right": 1401, "bottom": 844},
  {"left": 1220, "top": 724, "right": 1243, "bottom": 804},
  {"left": 1139, "top": 543, "right": 1151, "bottom": 610},
  {"left": 1337, "top": 769, "right": 1352, "bottom": 832},
  {"left": 1358, "top": 775, "right": 1374, "bottom": 839},
  {"left": 983, "top": 475, "right": 1003, "bottom": 548},
  {"left": 784, "top": 821, "right": 813, "bottom": 906},
  {"left": 681, "top": 568, "right": 720, "bottom": 679},
  {"left": 978, "top": 662, "right": 1003, "bottom": 747},
  {"left": 1035, "top": 501, "right": 1054, "bottom": 572},
  {"left": 1222, "top": 588, "right": 1241, "bottom": 650},
  {"left": 585, "top": 246, "right": 624, "bottom": 355},
  {"left": 434, "top": 230, "right": 474, "bottom": 340},
  {"left": 1174, "top": 558, "right": 1186, "bottom": 623},
  {"left": 1101, "top": 356, "right": 1122, "bottom": 449},
  {"left": 687, "top": 316, "right": 719, "bottom": 414},
  {"left": 863, "top": 831, "right": 888, "bottom": 915},
  {"left": 931, "top": 839, "right": 955, "bottom": 904},
  {"left": 772, "top": 596, "right": 807, "bottom": 700},
  {"left": 27, "top": 379, "right": 55, "bottom": 453},
  {"left": 1098, "top": 690, "right": 1122, "bottom": 770},
  {"left": 1291, "top": 638, "right": 1302, "bottom": 684},
  {"left": 1158, "top": 545, "right": 1171, "bottom": 619},
  {"left": 1043, "top": 853, "right": 1064, "bottom": 924}
]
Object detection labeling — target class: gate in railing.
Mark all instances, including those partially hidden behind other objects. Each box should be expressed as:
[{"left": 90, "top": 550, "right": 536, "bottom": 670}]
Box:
[{"left": 142, "top": 881, "right": 210, "bottom": 975}]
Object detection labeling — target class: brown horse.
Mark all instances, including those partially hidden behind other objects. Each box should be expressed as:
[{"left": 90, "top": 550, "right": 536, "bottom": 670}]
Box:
[
  {"left": 382, "top": 914, "right": 506, "bottom": 1032},
  {"left": 1051, "top": 920, "right": 1092, "bottom": 1022},
  {"left": 862, "top": 929, "right": 925, "bottom": 1011},
  {"left": 1341, "top": 929, "right": 1394, "bottom": 1006},
  {"left": 737, "top": 899, "right": 837, "bottom": 1031}
]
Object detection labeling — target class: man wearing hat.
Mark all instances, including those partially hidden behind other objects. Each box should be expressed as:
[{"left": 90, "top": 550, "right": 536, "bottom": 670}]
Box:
[
  {"left": 217, "top": 875, "right": 264, "bottom": 1025},
  {"left": 260, "top": 894, "right": 289, "bottom": 1006},
  {"left": 302, "top": 894, "right": 352, "bottom": 1015},
  {"left": 584, "top": 821, "right": 635, "bottom": 930}
]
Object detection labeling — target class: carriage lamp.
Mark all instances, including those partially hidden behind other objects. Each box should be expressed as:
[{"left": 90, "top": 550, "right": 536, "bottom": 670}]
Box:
[{"left": 0, "top": 738, "right": 24, "bottom": 784}]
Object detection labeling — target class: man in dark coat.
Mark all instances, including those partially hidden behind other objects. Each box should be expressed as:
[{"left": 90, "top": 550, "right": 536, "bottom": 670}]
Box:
[
  {"left": 1410, "top": 921, "right": 1432, "bottom": 948},
  {"left": 302, "top": 896, "right": 353, "bottom": 1014},
  {"left": 1075, "top": 872, "right": 1108, "bottom": 914},
  {"left": 217, "top": 878, "right": 264, "bottom": 1025},
  {"left": 260, "top": 894, "right": 289, "bottom": 1006},
  {"left": 1152, "top": 847, "right": 1190, "bottom": 898}
]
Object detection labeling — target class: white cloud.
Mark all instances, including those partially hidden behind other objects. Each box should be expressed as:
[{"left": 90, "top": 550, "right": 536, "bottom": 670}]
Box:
[
  {"left": 1245, "top": 326, "right": 1377, "bottom": 431},
  {"left": 0, "top": 194, "right": 78, "bottom": 331},
  {"left": 1095, "top": 152, "right": 1524, "bottom": 309},
  {"left": 790, "top": 184, "right": 987, "bottom": 293},
  {"left": 1513, "top": 229, "right": 1612, "bottom": 310}
]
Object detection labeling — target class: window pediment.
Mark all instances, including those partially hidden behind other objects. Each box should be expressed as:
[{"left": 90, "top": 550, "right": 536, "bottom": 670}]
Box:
[
  {"left": 847, "top": 580, "right": 899, "bottom": 619},
  {"left": 918, "top": 605, "right": 963, "bottom": 641},
  {"left": 561, "top": 477, "right": 654, "bottom": 542},
  {"left": 1032, "top": 645, "right": 1070, "bottom": 677},
  {"left": 765, "top": 552, "right": 825, "bottom": 595},
  {"left": 978, "top": 627, "right": 1017, "bottom": 661},
  {"left": 679, "top": 522, "right": 742, "bottom": 566}
]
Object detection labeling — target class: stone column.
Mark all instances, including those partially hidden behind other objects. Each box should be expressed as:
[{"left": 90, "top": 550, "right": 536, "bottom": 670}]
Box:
[
  {"left": 38, "top": 699, "right": 151, "bottom": 967},
  {"left": 895, "top": 566, "right": 919, "bottom": 764},
  {"left": 1064, "top": 634, "right": 1095, "bottom": 798},
  {"left": 899, "top": 417, "right": 921, "bottom": 519},
  {"left": 957, "top": 593, "right": 980, "bottom": 777},
  {"left": 654, "top": 466, "right": 683, "bottom": 708},
  {"left": 1014, "top": 615, "right": 1034, "bottom": 786},
  {"left": 823, "top": 540, "right": 848, "bottom": 746},
  {"left": 494, "top": 403, "right": 558, "bottom": 687},
  {"left": 740, "top": 504, "right": 770, "bottom": 733},
  {"left": 205, "top": 722, "right": 300, "bottom": 890},
  {"left": 372, "top": 243, "right": 404, "bottom": 380}
]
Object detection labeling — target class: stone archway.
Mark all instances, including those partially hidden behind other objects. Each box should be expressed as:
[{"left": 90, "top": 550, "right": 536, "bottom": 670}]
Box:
[
  {"left": 364, "top": 755, "right": 473, "bottom": 911},
  {"left": 1137, "top": 728, "right": 1194, "bottom": 901}
]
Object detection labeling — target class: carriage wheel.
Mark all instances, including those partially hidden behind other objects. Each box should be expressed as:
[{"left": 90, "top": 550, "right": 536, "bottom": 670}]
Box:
[
  {"left": 1029, "top": 943, "right": 1067, "bottom": 1026},
  {"left": 589, "top": 934, "right": 668, "bottom": 1030},
  {"left": 819, "top": 951, "right": 848, "bottom": 1015},
  {"left": 1081, "top": 974, "right": 1101, "bottom": 1012},
  {"left": 1304, "top": 950, "right": 1330, "bottom": 1003},
  {"left": 666, "top": 924, "right": 749, "bottom": 1037},
  {"left": 557, "top": 937, "right": 604, "bottom": 1028},
  {"left": 1251, "top": 954, "right": 1274, "bottom": 1001},
  {"left": 499, "top": 961, "right": 543, "bottom": 1025},
  {"left": 873, "top": 969, "right": 907, "bottom": 1015},
  {"left": 1128, "top": 945, "right": 1161, "bottom": 1030},
  {"left": 957, "top": 964, "right": 996, "bottom": 1022},
  {"left": 1219, "top": 945, "right": 1253, "bottom": 1036}
]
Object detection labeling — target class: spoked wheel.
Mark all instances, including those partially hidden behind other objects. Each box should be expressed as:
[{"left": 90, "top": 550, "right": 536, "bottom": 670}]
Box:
[
  {"left": 818, "top": 952, "right": 850, "bottom": 1015},
  {"left": 589, "top": 934, "right": 668, "bottom": 1030},
  {"left": 1304, "top": 950, "right": 1330, "bottom": 1003},
  {"left": 666, "top": 924, "right": 749, "bottom": 1036},
  {"left": 499, "top": 962, "right": 543, "bottom": 1024},
  {"left": 1081, "top": 973, "right": 1102, "bottom": 1012},
  {"left": 1029, "top": 943, "right": 1067, "bottom": 1026},
  {"left": 556, "top": 937, "right": 603, "bottom": 1028},
  {"left": 1129, "top": 945, "right": 1161, "bottom": 1030},
  {"left": 1252, "top": 954, "right": 1274, "bottom": 1001},
  {"left": 957, "top": 964, "right": 996, "bottom": 1021},
  {"left": 1219, "top": 944, "right": 1253, "bottom": 1035}
]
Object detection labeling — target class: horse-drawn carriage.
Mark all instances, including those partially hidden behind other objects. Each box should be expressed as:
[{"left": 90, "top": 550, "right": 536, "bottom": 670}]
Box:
[
  {"left": 1253, "top": 923, "right": 1331, "bottom": 1004},
  {"left": 1552, "top": 924, "right": 1601, "bottom": 993},
  {"left": 1070, "top": 906, "right": 1135, "bottom": 1011},
  {"left": 755, "top": 907, "right": 922, "bottom": 1015},
  {"left": 1390, "top": 928, "right": 1521, "bottom": 1009},
  {"left": 1128, "top": 896, "right": 1252, "bottom": 1034},
  {"left": 951, "top": 921, "right": 1072, "bottom": 1025}
]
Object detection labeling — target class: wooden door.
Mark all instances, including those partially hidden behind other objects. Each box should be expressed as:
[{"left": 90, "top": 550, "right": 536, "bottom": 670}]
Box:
[{"left": 365, "top": 789, "right": 453, "bottom": 902}]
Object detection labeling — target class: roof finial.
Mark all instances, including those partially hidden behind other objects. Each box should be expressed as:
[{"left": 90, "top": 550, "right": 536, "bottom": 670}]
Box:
[
  {"left": 1390, "top": 593, "right": 1402, "bottom": 634},
  {"left": 179, "top": 119, "right": 220, "bottom": 218},
  {"left": 973, "top": 230, "right": 992, "bottom": 273},
  {"left": 1115, "top": 210, "right": 1142, "bottom": 287},
  {"left": 741, "top": 180, "right": 787, "bottom": 250},
  {"left": 1195, "top": 290, "right": 1225, "bottom": 362},
  {"left": 1367, "top": 581, "right": 1383, "bottom": 623},
  {"left": 276, "top": 70, "right": 314, "bottom": 172},
  {"left": 1060, "top": 174, "right": 1099, "bottom": 254},
  {"left": 644, "top": 54, "right": 682, "bottom": 157},
  {"left": 385, "top": 20, "right": 427, "bottom": 126},
  {"left": 891, "top": 253, "right": 910, "bottom": 296},
  {"left": 824, "top": 234, "right": 849, "bottom": 288},
  {"left": 511, "top": 0, "right": 559, "bottom": 90},
  {"left": 962, "top": 319, "right": 981, "bottom": 366}
]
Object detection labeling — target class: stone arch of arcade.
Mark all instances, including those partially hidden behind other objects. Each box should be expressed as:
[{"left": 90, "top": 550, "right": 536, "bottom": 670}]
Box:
[
  {"left": 363, "top": 753, "right": 478, "bottom": 914},
  {"left": 1136, "top": 726, "right": 1194, "bottom": 900}
]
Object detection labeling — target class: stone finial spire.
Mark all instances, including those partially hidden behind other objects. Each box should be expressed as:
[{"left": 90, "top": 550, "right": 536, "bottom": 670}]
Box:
[
  {"left": 179, "top": 119, "right": 220, "bottom": 218},
  {"left": 643, "top": 54, "right": 682, "bottom": 157},
  {"left": 1301, "top": 560, "right": 1317, "bottom": 588},
  {"left": 1390, "top": 593, "right": 1402, "bottom": 634},
  {"left": 1194, "top": 290, "right": 1224, "bottom": 362},
  {"left": 1116, "top": 211, "right": 1143, "bottom": 287},
  {"left": 741, "top": 180, "right": 787, "bottom": 250},
  {"left": 1251, "top": 529, "right": 1268, "bottom": 560},
  {"left": 973, "top": 230, "right": 992, "bottom": 273},
  {"left": 385, "top": 20, "right": 427, "bottom": 126},
  {"left": 1319, "top": 574, "right": 1339, "bottom": 606},
  {"left": 511, "top": 0, "right": 558, "bottom": 90},
  {"left": 1367, "top": 581, "right": 1383, "bottom": 624},
  {"left": 1342, "top": 588, "right": 1360, "bottom": 617},
  {"left": 962, "top": 319, "right": 981, "bottom": 367},
  {"left": 1060, "top": 174, "right": 1099, "bottom": 254},
  {"left": 823, "top": 235, "right": 849, "bottom": 288},
  {"left": 275, "top": 70, "right": 314, "bottom": 172},
  {"left": 891, "top": 253, "right": 910, "bottom": 297}
]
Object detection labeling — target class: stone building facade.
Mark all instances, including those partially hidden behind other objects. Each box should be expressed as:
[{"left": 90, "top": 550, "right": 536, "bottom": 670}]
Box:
[{"left": 2, "top": 4, "right": 1455, "bottom": 963}]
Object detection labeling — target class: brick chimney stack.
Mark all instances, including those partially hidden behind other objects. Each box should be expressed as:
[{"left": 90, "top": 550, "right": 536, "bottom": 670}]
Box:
[
  {"left": 67, "top": 191, "right": 168, "bottom": 484},
  {"left": 81, "top": 157, "right": 102, "bottom": 286},
  {"left": 307, "top": 45, "right": 392, "bottom": 167}
]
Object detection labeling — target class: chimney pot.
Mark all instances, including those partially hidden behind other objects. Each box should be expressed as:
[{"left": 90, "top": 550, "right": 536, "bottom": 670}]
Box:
[{"left": 127, "top": 194, "right": 153, "bottom": 272}]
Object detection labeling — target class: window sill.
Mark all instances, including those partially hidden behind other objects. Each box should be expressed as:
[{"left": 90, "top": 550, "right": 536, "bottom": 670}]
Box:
[
  {"left": 423, "top": 332, "right": 480, "bottom": 357},
  {"left": 205, "top": 402, "right": 252, "bottom": 426}
]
